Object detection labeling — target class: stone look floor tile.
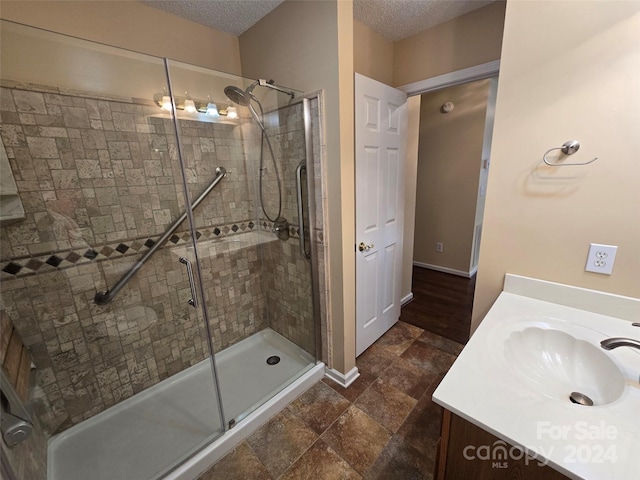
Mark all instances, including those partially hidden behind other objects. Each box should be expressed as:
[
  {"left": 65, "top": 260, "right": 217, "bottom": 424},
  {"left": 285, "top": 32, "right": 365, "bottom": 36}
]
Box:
[
  {"left": 199, "top": 318, "right": 462, "bottom": 480},
  {"left": 288, "top": 381, "right": 351, "bottom": 435},
  {"left": 280, "top": 439, "right": 362, "bottom": 480},
  {"left": 397, "top": 320, "right": 424, "bottom": 339},
  {"left": 374, "top": 322, "right": 422, "bottom": 356},
  {"left": 415, "top": 330, "right": 464, "bottom": 356},
  {"left": 400, "top": 341, "right": 457, "bottom": 380},
  {"left": 354, "top": 378, "right": 417, "bottom": 433},
  {"left": 246, "top": 407, "right": 318, "bottom": 478},
  {"left": 364, "top": 435, "right": 434, "bottom": 480},
  {"left": 396, "top": 375, "right": 445, "bottom": 459},
  {"left": 379, "top": 356, "right": 432, "bottom": 400},
  {"left": 197, "top": 442, "right": 272, "bottom": 480},
  {"left": 321, "top": 405, "right": 392, "bottom": 475},
  {"left": 355, "top": 344, "right": 397, "bottom": 377},
  {"left": 323, "top": 370, "right": 377, "bottom": 403}
]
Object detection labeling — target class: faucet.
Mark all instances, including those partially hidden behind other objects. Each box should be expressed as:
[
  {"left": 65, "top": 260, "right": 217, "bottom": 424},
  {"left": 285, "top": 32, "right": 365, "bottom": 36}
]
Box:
[{"left": 601, "top": 337, "right": 640, "bottom": 351}]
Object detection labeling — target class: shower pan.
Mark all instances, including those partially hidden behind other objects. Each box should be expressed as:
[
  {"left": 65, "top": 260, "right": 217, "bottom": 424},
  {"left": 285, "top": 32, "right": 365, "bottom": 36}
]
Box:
[{"left": 0, "top": 21, "right": 325, "bottom": 480}]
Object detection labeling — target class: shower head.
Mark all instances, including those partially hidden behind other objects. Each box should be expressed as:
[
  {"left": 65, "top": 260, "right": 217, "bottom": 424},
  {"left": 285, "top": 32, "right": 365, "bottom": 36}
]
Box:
[
  {"left": 224, "top": 85, "right": 251, "bottom": 107},
  {"left": 224, "top": 83, "right": 264, "bottom": 129}
]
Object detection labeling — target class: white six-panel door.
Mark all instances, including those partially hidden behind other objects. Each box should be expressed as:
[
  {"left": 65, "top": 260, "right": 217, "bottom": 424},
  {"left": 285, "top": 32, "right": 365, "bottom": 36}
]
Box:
[{"left": 355, "top": 73, "right": 407, "bottom": 356}]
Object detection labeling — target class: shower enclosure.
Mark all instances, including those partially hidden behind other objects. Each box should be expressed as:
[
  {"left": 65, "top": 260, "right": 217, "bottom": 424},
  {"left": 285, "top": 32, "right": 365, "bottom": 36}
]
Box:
[{"left": 0, "top": 21, "right": 324, "bottom": 480}]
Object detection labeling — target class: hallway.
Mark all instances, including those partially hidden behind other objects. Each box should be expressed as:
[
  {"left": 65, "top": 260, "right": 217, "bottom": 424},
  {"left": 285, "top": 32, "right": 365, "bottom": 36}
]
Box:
[{"left": 400, "top": 267, "right": 475, "bottom": 345}]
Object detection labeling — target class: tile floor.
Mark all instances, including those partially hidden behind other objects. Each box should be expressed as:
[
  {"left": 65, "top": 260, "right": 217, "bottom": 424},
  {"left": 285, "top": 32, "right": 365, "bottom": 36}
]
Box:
[{"left": 198, "top": 321, "right": 463, "bottom": 480}]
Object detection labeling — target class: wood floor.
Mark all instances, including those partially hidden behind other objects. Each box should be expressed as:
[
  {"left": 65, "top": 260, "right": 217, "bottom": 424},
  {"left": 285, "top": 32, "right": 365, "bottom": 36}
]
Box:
[{"left": 400, "top": 266, "right": 476, "bottom": 345}]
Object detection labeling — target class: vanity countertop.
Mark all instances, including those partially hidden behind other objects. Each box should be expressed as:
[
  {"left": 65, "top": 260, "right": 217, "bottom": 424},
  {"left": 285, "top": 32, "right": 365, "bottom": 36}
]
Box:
[{"left": 433, "top": 274, "right": 640, "bottom": 480}]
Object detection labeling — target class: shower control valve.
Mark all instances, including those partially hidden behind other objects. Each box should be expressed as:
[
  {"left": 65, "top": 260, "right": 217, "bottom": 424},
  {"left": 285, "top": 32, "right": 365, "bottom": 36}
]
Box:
[{"left": 271, "top": 217, "right": 290, "bottom": 241}]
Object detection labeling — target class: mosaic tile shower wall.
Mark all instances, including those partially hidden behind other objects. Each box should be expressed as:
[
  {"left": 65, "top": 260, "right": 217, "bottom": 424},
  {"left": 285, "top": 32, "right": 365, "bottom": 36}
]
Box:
[
  {"left": 258, "top": 100, "right": 324, "bottom": 356},
  {"left": 0, "top": 83, "right": 323, "bottom": 434}
]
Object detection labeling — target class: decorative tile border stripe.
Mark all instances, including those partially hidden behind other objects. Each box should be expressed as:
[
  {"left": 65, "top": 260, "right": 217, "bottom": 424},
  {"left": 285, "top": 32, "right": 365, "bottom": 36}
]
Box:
[
  {"left": 1, "top": 221, "right": 256, "bottom": 278},
  {"left": 2, "top": 219, "right": 324, "bottom": 279}
]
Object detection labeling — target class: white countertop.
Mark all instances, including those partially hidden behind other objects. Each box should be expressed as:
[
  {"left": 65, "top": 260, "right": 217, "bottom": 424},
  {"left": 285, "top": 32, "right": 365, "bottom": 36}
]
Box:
[{"left": 433, "top": 274, "right": 640, "bottom": 480}]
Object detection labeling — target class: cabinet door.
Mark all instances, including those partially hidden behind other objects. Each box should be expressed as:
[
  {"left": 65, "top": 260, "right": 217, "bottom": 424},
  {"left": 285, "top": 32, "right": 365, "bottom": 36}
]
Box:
[{"left": 438, "top": 410, "right": 569, "bottom": 480}]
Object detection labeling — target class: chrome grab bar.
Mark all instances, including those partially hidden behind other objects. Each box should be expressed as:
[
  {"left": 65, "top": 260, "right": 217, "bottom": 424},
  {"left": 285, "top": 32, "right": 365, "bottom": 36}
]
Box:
[
  {"left": 94, "top": 166, "right": 227, "bottom": 305},
  {"left": 179, "top": 257, "right": 198, "bottom": 308},
  {"left": 296, "top": 162, "right": 310, "bottom": 259}
]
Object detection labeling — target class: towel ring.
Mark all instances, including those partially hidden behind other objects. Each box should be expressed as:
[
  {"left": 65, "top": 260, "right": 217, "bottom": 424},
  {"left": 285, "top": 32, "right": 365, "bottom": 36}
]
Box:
[{"left": 543, "top": 140, "right": 598, "bottom": 166}]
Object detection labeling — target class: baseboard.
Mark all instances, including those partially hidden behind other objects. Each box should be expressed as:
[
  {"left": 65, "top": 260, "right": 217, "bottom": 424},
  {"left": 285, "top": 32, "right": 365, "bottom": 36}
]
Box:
[
  {"left": 324, "top": 366, "right": 360, "bottom": 388},
  {"left": 401, "top": 292, "right": 414, "bottom": 306},
  {"left": 413, "top": 261, "right": 476, "bottom": 278}
]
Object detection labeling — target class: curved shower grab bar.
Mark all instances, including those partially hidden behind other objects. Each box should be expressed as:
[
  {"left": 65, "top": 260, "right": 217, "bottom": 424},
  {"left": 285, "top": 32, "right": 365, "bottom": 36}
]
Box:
[
  {"left": 543, "top": 140, "right": 598, "bottom": 166},
  {"left": 296, "top": 162, "right": 311, "bottom": 260},
  {"left": 94, "top": 166, "right": 227, "bottom": 305}
]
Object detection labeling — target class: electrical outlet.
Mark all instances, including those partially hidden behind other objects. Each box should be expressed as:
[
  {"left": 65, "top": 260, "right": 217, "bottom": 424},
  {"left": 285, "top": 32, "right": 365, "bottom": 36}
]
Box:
[
  {"left": 436, "top": 242, "right": 444, "bottom": 253},
  {"left": 585, "top": 244, "right": 617, "bottom": 275}
]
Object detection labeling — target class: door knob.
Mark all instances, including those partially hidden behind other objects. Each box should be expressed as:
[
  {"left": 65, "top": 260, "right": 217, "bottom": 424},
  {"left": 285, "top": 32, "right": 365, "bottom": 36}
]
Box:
[{"left": 358, "top": 242, "right": 374, "bottom": 252}]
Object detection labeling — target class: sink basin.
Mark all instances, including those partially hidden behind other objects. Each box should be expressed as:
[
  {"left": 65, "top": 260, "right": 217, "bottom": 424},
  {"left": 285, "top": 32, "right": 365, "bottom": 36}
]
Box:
[
  {"left": 504, "top": 327, "right": 625, "bottom": 405},
  {"left": 434, "top": 281, "right": 640, "bottom": 480}
]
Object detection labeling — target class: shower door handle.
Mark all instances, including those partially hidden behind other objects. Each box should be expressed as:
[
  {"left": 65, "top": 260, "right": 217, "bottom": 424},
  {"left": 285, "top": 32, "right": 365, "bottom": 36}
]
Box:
[
  {"left": 296, "top": 162, "right": 311, "bottom": 260},
  {"left": 179, "top": 257, "right": 199, "bottom": 308}
]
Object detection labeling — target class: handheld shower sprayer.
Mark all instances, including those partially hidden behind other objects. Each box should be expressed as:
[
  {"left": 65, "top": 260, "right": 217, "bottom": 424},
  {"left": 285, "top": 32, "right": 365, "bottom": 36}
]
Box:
[
  {"left": 224, "top": 79, "right": 295, "bottom": 232},
  {"left": 223, "top": 84, "right": 263, "bottom": 128}
]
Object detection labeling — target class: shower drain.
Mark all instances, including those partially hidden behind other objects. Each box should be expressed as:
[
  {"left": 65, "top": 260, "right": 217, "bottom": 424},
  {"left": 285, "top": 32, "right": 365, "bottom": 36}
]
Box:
[
  {"left": 266, "top": 356, "right": 281, "bottom": 365},
  {"left": 569, "top": 391, "right": 594, "bottom": 406}
]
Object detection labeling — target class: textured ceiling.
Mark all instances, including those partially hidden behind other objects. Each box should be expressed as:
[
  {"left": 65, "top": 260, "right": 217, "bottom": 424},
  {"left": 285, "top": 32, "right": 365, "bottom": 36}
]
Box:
[
  {"left": 354, "top": 0, "right": 495, "bottom": 41},
  {"left": 140, "top": 0, "right": 286, "bottom": 36},
  {"left": 142, "top": 0, "right": 494, "bottom": 41}
]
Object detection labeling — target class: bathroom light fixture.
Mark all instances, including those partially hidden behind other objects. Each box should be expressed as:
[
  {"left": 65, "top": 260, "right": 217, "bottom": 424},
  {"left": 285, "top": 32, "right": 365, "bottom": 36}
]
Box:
[
  {"left": 161, "top": 95, "right": 172, "bottom": 111},
  {"left": 152, "top": 92, "right": 238, "bottom": 121},
  {"left": 183, "top": 92, "right": 196, "bottom": 113},
  {"left": 183, "top": 99, "right": 197, "bottom": 113},
  {"left": 206, "top": 102, "right": 219, "bottom": 116}
]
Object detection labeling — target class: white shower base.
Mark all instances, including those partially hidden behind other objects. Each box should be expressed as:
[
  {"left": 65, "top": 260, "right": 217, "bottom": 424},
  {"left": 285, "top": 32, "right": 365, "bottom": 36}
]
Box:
[{"left": 48, "top": 328, "right": 323, "bottom": 480}]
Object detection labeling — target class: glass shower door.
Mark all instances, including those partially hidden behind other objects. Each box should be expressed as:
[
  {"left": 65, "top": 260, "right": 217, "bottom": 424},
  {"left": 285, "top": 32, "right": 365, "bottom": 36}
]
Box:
[
  {"left": 165, "top": 59, "right": 319, "bottom": 429},
  {"left": 0, "top": 21, "right": 224, "bottom": 480}
]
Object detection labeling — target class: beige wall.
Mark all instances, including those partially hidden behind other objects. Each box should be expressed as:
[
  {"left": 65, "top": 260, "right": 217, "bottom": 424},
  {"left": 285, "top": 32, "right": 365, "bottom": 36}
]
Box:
[
  {"left": 393, "top": 1, "right": 505, "bottom": 87},
  {"left": 0, "top": 21, "right": 242, "bottom": 108},
  {"left": 240, "top": 0, "right": 356, "bottom": 374},
  {"left": 472, "top": 0, "right": 640, "bottom": 331},
  {"left": 0, "top": 0, "right": 241, "bottom": 74},
  {"left": 413, "top": 79, "right": 490, "bottom": 274},
  {"left": 353, "top": 20, "right": 394, "bottom": 85}
]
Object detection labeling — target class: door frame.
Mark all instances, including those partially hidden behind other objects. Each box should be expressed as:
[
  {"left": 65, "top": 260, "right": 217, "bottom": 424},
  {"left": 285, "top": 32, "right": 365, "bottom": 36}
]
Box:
[
  {"left": 396, "top": 60, "right": 500, "bottom": 293},
  {"left": 397, "top": 60, "right": 500, "bottom": 96}
]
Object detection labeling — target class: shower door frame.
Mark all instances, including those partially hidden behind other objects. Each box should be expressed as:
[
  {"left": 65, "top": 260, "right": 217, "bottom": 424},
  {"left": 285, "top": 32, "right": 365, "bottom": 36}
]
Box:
[
  {"left": 162, "top": 64, "right": 324, "bottom": 436},
  {"left": 301, "top": 95, "right": 323, "bottom": 360},
  {"left": 163, "top": 59, "right": 227, "bottom": 433}
]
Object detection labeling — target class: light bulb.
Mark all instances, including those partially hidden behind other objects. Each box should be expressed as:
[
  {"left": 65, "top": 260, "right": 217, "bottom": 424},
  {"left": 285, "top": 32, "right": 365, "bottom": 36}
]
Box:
[
  {"left": 226, "top": 106, "right": 238, "bottom": 119},
  {"left": 184, "top": 99, "right": 197, "bottom": 113},
  {"left": 206, "top": 103, "right": 219, "bottom": 116},
  {"left": 161, "top": 95, "right": 172, "bottom": 111}
]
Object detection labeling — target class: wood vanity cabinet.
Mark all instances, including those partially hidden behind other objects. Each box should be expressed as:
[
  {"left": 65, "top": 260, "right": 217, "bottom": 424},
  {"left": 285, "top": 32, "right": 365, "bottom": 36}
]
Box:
[{"left": 435, "top": 409, "right": 570, "bottom": 480}]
